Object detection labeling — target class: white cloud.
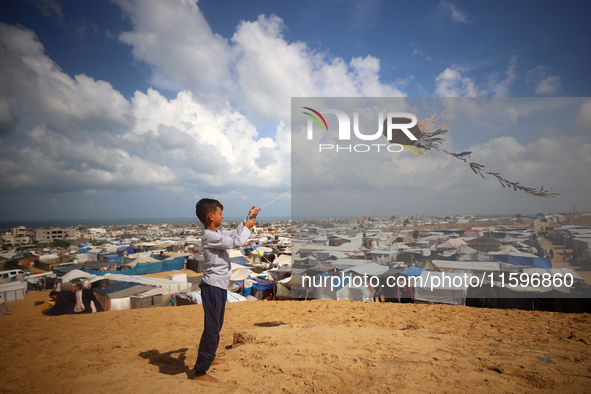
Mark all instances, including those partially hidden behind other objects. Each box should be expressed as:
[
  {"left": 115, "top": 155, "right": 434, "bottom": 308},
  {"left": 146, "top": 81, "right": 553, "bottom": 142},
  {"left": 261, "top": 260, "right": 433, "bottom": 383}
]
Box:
[
  {"left": 0, "top": 23, "right": 132, "bottom": 135},
  {"left": 438, "top": 1, "right": 469, "bottom": 24},
  {"left": 0, "top": 22, "right": 289, "bottom": 198},
  {"left": 526, "top": 65, "right": 562, "bottom": 95},
  {"left": 115, "top": 0, "right": 233, "bottom": 99},
  {"left": 435, "top": 57, "right": 518, "bottom": 98},
  {"left": 435, "top": 67, "right": 480, "bottom": 97},
  {"left": 115, "top": 3, "right": 405, "bottom": 124},
  {"left": 0, "top": 125, "right": 176, "bottom": 193},
  {"left": 127, "top": 88, "right": 289, "bottom": 188}
]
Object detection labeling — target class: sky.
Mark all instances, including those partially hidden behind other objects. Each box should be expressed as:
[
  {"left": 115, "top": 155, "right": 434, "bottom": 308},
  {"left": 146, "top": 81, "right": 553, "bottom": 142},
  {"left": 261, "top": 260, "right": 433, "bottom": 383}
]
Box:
[{"left": 0, "top": 0, "right": 590, "bottom": 221}]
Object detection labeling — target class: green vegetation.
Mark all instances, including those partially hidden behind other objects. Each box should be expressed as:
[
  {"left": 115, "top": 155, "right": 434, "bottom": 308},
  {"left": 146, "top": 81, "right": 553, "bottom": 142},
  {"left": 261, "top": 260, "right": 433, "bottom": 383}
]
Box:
[
  {"left": 3, "top": 259, "right": 21, "bottom": 270},
  {"left": 52, "top": 239, "right": 71, "bottom": 248}
]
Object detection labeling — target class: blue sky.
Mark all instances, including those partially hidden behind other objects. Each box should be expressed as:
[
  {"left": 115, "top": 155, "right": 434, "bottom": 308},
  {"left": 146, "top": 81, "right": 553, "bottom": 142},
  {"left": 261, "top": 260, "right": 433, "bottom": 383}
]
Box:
[{"left": 0, "top": 0, "right": 590, "bottom": 221}]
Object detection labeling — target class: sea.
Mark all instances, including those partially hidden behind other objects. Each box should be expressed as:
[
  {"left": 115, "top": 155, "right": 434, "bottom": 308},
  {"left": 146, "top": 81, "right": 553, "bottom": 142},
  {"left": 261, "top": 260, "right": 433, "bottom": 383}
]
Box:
[{"left": 0, "top": 217, "right": 292, "bottom": 229}]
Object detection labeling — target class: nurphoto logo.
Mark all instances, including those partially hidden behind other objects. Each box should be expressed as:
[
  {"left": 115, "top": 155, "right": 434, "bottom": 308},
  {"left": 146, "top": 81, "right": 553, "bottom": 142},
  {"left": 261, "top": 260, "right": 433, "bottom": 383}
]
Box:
[{"left": 302, "top": 107, "right": 418, "bottom": 152}]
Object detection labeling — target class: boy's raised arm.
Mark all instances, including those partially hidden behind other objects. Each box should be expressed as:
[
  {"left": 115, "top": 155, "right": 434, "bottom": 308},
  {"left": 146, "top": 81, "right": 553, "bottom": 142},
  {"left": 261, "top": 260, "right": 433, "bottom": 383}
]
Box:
[{"left": 203, "top": 205, "right": 260, "bottom": 250}]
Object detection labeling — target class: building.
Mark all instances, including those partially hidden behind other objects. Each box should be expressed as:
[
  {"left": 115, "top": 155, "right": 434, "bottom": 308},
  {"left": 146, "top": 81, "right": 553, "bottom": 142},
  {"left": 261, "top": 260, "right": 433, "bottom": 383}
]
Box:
[
  {"left": 1, "top": 233, "right": 31, "bottom": 246},
  {"left": 33, "top": 227, "right": 77, "bottom": 243}
]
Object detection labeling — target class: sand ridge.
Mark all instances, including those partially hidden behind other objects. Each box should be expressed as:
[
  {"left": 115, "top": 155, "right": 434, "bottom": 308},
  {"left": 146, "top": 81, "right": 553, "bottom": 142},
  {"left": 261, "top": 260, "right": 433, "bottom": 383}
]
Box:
[{"left": 1, "top": 291, "right": 590, "bottom": 393}]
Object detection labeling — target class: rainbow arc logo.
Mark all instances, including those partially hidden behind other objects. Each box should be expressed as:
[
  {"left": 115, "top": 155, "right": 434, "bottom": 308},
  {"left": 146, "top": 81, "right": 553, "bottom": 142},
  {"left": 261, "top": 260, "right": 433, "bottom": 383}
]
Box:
[{"left": 302, "top": 107, "right": 328, "bottom": 132}]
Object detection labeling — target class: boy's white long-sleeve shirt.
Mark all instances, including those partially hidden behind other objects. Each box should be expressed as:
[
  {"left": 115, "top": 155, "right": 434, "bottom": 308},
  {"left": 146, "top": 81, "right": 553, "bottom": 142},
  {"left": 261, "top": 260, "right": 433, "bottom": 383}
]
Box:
[{"left": 201, "top": 215, "right": 251, "bottom": 289}]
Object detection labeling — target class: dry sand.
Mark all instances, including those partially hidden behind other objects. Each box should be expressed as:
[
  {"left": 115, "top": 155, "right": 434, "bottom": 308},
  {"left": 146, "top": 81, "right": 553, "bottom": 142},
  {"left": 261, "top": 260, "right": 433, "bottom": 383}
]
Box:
[{"left": 2, "top": 290, "right": 591, "bottom": 393}]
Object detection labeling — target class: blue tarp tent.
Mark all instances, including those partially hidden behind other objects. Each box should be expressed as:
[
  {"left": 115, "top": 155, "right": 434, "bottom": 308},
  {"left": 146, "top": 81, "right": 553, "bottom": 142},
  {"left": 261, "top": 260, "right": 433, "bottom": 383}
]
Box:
[
  {"left": 492, "top": 254, "right": 552, "bottom": 269},
  {"left": 89, "top": 257, "right": 185, "bottom": 276},
  {"left": 100, "top": 253, "right": 122, "bottom": 263},
  {"left": 401, "top": 266, "right": 424, "bottom": 276}
]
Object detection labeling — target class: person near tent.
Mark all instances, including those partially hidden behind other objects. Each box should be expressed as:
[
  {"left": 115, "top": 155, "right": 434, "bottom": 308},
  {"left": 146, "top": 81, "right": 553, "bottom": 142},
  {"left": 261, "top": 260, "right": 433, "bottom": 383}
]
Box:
[
  {"left": 74, "top": 280, "right": 103, "bottom": 313},
  {"left": 192, "top": 198, "right": 260, "bottom": 384},
  {"left": 41, "top": 291, "right": 59, "bottom": 315},
  {"left": 50, "top": 282, "right": 77, "bottom": 315}
]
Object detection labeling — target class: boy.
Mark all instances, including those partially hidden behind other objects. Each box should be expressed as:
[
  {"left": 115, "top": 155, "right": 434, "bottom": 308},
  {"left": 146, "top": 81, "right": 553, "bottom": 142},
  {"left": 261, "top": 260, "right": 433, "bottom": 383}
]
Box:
[
  {"left": 193, "top": 198, "right": 259, "bottom": 383},
  {"left": 41, "top": 290, "right": 59, "bottom": 315}
]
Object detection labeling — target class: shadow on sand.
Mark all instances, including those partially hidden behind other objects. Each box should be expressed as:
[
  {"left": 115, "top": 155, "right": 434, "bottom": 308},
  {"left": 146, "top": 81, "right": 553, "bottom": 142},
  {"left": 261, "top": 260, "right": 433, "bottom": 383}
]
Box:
[{"left": 139, "top": 348, "right": 192, "bottom": 378}]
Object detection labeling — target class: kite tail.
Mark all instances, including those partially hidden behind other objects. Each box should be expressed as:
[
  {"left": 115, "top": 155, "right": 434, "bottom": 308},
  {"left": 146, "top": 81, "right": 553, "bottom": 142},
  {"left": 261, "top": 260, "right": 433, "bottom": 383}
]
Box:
[
  {"left": 412, "top": 128, "right": 449, "bottom": 151},
  {"left": 393, "top": 113, "right": 559, "bottom": 198},
  {"left": 436, "top": 142, "right": 559, "bottom": 198}
]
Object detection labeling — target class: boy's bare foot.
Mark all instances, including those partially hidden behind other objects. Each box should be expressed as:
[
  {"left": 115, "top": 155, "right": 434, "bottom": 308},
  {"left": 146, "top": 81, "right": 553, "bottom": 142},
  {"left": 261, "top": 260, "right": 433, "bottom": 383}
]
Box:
[
  {"left": 193, "top": 373, "right": 220, "bottom": 383},
  {"left": 212, "top": 358, "right": 227, "bottom": 365}
]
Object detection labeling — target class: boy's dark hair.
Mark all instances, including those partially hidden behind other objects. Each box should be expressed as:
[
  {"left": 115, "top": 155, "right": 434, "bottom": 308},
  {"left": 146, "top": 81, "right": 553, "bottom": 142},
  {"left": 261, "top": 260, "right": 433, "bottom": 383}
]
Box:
[
  {"left": 196, "top": 198, "right": 223, "bottom": 225},
  {"left": 49, "top": 291, "right": 58, "bottom": 297}
]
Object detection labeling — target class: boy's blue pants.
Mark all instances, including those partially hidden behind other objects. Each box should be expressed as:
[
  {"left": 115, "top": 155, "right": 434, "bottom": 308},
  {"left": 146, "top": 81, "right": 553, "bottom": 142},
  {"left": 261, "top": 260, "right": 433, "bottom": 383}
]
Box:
[{"left": 193, "top": 282, "right": 227, "bottom": 376}]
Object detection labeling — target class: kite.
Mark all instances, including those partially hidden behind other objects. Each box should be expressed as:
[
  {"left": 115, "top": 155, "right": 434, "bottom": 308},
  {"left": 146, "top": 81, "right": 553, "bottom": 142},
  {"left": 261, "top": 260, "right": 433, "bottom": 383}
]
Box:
[{"left": 383, "top": 114, "right": 559, "bottom": 198}]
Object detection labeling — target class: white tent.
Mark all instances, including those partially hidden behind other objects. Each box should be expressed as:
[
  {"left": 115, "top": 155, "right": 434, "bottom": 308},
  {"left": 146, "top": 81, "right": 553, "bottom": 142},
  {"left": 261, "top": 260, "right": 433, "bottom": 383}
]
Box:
[
  {"left": 0, "top": 281, "right": 27, "bottom": 302},
  {"left": 272, "top": 254, "right": 292, "bottom": 267},
  {"left": 61, "top": 269, "right": 97, "bottom": 283},
  {"left": 413, "top": 271, "right": 468, "bottom": 305}
]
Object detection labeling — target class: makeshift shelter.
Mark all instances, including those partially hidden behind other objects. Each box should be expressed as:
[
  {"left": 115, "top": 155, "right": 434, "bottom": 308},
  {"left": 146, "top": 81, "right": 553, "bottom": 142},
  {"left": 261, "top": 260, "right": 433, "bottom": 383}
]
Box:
[
  {"left": 60, "top": 269, "right": 96, "bottom": 284},
  {"left": 400, "top": 266, "right": 424, "bottom": 276},
  {"left": 186, "top": 254, "right": 204, "bottom": 273},
  {"left": 429, "top": 260, "right": 502, "bottom": 274},
  {"left": 274, "top": 277, "right": 292, "bottom": 300},
  {"left": 89, "top": 256, "right": 185, "bottom": 276},
  {"left": 343, "top": 262, "right": 390, "bottom": 277},
  {"left": 347, "top": 286, "right": 371, "bottom": 301},
  {"left": 491, "top": 252, "right": 552, "bottom": 269},
  {"left": 466, "top": 237, "right": 503, "bottom": 253},
  {"left": 0, "top": 281, "right": 26, "bottom": 302},
  {"left": 466, "top": 285, "right": 591, "bottom": 313},
  {"left": 268, "top": 267, "right": 292, "bottom": 281},
  {"left": 272, "top": 254, "right": 292, "bottom": 268},
  {"left": 413, "top": 271, "right": 468, "bottom": 305},
  {"left": 93, "top": 282, "right": 153, "bottom": 311},
  {"left": 436, "top": 238, "right": 468, "bottom": 249},
  {"left": 97, "top": 274, "right": 193, "bottom": 293}
]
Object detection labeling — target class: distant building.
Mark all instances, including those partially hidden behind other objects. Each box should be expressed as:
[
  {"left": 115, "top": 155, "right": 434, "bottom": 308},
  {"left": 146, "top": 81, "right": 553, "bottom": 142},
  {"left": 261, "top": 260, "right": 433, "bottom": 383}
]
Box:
[
  {"left": 33, "top": 227, "right": 77, "bottom": 243},
  {"left": 11, "top": 226, "right": 27, "bottom": 237},
  {"left": 1, "top": 233, "right": 31, "bottom": 246}
]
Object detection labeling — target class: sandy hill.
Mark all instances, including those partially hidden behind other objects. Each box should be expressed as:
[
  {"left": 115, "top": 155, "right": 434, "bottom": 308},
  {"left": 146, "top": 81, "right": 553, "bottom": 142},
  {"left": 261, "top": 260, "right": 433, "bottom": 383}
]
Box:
[{"left": 2, "top": 291, "right": 590, "bottom": 393}]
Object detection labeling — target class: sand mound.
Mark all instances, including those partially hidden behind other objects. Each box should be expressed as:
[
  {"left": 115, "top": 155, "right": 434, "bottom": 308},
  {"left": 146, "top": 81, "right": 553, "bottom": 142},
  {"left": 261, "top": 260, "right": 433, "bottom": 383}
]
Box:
[{"left": 1, "top": 292, "right": 590, "bottom": 393}]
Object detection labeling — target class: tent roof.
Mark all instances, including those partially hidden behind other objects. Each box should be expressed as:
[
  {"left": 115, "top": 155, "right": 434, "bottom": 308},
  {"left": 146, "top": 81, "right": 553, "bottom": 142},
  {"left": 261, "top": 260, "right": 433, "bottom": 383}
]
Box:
[
  {"left": 431, "top": 260, "right": 502, "bottom": 272},
  {"left": 61, "top": 269, "right": 96, "bottom": 283},
  {"left": 400, "top": 266, "right": 424, "bottom": 276},
  {"left": 344, "top": 262, "right": 390, "bottom": 276}
]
